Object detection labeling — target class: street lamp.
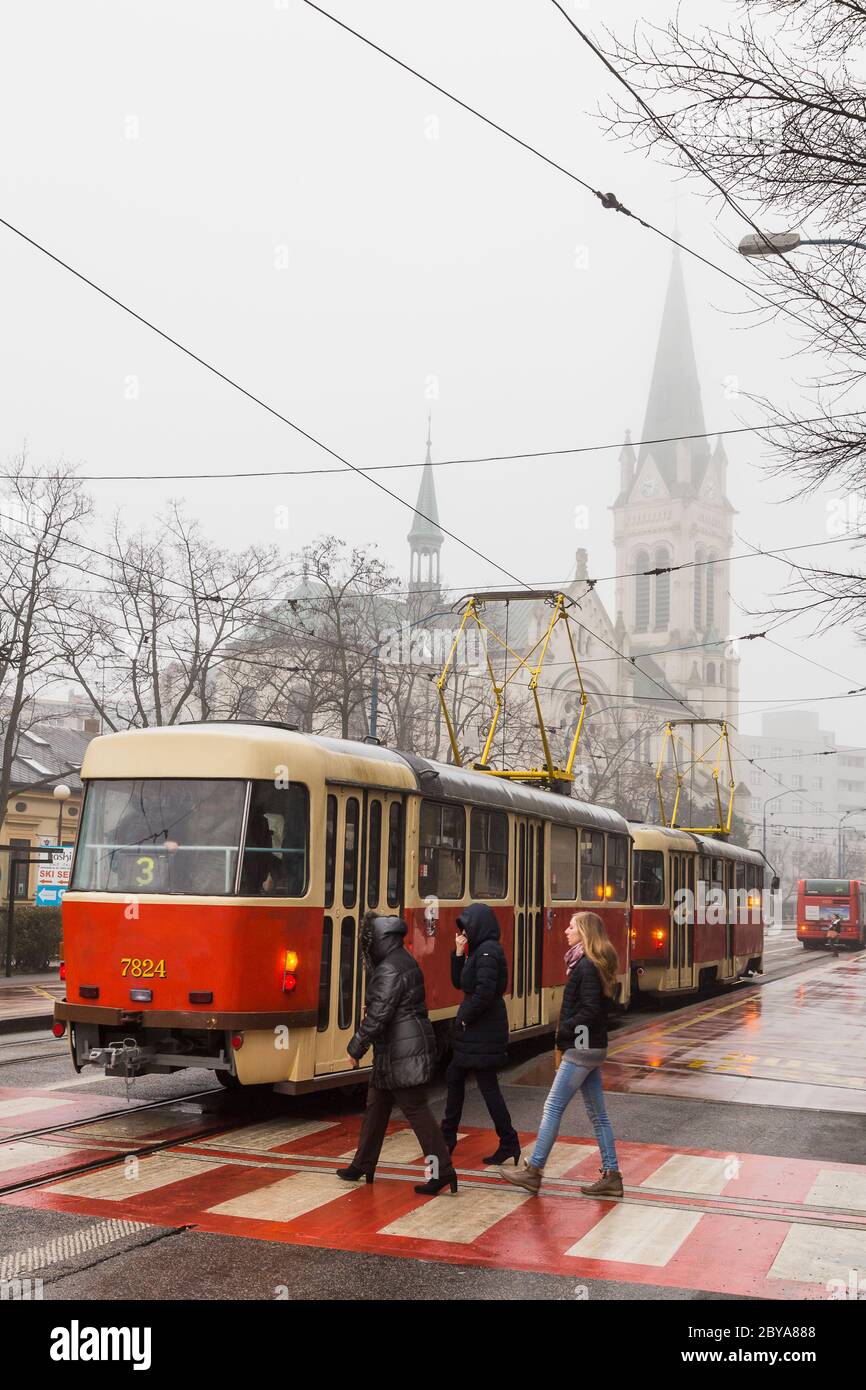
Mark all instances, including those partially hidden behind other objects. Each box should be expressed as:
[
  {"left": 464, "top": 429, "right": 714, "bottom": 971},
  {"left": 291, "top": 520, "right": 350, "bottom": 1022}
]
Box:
[
  {"left": 739, "top": 230, "right": 866, "bottom": 258},
  {"left": 53, "top": 783, "right": 71, "bottom": 846}
]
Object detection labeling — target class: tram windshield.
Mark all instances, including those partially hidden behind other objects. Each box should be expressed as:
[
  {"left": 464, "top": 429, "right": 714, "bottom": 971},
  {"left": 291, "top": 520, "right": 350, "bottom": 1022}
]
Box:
[{"left": 72, "top": 779, "right": 247, "bottom": 895}]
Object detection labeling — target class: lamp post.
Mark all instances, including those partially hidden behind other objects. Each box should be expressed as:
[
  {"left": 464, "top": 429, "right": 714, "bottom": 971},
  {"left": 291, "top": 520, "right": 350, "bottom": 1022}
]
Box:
[
  {"left": 53, "top": 783, "right": 71, "bottom": 846},
  {"left": 739, "top": 230, "right": 866, "bottom": 258}
]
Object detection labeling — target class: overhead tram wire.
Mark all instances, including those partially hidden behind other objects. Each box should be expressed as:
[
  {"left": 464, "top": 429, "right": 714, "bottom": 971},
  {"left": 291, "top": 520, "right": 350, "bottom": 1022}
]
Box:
[
  {"left": 546, "top": 0, "right": 826, "bottom": 326},
  {"left": 15, "top": 414, "right": 866, "bottom": 483},
  {"left": 301, "top": 1, "right": 820, "bottom": 339},
  {"left": 0, "top": 217, "right": 525, "bottom": 594}
]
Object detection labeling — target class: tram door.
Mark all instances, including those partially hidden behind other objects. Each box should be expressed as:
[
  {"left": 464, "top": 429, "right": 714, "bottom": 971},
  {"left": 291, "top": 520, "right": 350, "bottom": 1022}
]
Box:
[
  {"left": 315, "top": 788, "right": 405, "bottom": 1075},
  {"left": 513, "top": 817, "right": 544, "bottom": 1030},
  {"left": 670, "top": 852, "right": 695, "bottom": 990}
]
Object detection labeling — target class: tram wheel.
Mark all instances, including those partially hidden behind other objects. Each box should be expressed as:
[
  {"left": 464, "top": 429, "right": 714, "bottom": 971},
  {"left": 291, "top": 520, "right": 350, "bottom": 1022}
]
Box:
[{"left": 801, "top": 941, "right": 821, "bottom": 951}]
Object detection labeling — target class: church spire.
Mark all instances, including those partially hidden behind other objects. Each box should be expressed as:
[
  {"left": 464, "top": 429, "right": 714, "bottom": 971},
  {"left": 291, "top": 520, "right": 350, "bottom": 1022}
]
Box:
[
  {"left": 637, "top": 249, "right": 710, "bottom": 494},
  {"left": 408, "top": 413, "right": 444, "bottom": 593}
]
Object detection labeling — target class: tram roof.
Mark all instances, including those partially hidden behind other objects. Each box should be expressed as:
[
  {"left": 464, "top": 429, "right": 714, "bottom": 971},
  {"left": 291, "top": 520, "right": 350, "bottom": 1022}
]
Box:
[
  {"left": 629, "top": 821, "right": 764, "bottom": 863},
  {"left": 79, "top": 723, "right": 629, "bottom": 832},
  {"left": 400, "top": 752, "right": 630, "bottom": 833}
]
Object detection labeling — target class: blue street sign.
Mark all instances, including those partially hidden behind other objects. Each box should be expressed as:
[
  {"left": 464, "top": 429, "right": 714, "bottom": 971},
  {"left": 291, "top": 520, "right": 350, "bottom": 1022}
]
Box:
[{"left": 35, "top": 886, "right": 66, "bottom": 907}]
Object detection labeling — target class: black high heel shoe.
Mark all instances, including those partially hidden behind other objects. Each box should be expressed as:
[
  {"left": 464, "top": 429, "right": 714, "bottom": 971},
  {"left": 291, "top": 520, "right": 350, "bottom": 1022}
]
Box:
[
  {"left": 336, "top": 1164, "right": 374, "bottom": 1184},
  {"left": 482, "top": 1139, "right": 522, "bottom": 1167},
  {"left": 414, "top": 1172, "right": 458, "bottom": 1195}
]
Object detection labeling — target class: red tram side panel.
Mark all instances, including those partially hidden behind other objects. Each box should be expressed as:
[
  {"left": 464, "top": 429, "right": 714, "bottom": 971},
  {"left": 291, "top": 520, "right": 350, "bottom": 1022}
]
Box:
[{"left": 55, "top": 724, "right": 769, "bottom": 1095}]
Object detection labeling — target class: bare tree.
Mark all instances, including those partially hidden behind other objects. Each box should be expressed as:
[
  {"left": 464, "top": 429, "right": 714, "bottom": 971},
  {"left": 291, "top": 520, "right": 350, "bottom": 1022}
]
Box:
[
  {"left": 592, "top": 1, "right": 866, "bottom": 629},
  {"left": 61, "top": 502, "right": 286, "bottom": 727},
  {"left": 0, "top": 452, "right": 91, "bottom": 829}
]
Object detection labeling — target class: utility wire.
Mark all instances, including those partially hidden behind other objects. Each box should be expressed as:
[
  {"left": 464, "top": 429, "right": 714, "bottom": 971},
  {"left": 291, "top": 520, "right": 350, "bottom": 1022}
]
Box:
[
  {"left": 302, "top": 1, "right": 820, "bottom": 337},
  {"left": 13, "top": 412, "right": 866, "bottom": 484}
]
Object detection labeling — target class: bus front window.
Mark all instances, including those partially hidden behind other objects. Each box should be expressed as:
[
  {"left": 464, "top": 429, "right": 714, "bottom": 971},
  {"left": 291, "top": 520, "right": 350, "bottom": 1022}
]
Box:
[{"left": 71, "top": 779, "right": 246, "bottom": 895}]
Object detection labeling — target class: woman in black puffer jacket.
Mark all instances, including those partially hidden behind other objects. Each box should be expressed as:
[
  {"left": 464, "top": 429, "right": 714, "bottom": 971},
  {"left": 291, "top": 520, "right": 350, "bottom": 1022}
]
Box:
[
  {"left": 336, "top": 912, "right": 457, "bottom": 1195},
  {"left": 440, "top": 903, "right": 520, "bottom": 1166}
]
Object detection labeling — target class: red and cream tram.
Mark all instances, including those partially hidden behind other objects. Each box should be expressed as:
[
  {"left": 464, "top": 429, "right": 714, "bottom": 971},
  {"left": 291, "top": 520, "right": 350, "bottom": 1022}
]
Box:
[
  {"left": 54, "top": 722, "right": 767, "bottom": 1092},
  {"left": 630, "top": 825, "right": 765, "bottom": 996}
]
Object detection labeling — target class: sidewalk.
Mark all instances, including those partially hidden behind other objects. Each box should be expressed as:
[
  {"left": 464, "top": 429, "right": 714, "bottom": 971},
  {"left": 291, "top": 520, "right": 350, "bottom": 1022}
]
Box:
[{"left": 0, "top": 972, "right": 64, "bottom": 1034}]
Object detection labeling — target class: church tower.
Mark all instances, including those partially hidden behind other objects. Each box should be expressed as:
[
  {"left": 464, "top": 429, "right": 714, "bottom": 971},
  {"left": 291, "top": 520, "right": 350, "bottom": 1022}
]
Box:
[
  {"left": 407, "top": 415, "right": 444, "bottom": 595},
  {"left": 612, "top": 250, "right": 739, "bottom": 724}
]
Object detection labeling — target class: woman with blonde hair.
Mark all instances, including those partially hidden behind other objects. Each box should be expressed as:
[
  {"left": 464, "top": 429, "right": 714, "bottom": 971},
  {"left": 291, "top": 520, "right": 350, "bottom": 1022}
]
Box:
[{"left": 501, "top": 911, "right": 622, "bottom": 1197}]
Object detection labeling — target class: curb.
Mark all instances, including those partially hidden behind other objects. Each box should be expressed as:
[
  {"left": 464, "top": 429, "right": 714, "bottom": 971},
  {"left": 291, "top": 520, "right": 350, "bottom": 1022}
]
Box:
[{"left": 0, "top": 1012, "right": 54, "bottom": 1036}]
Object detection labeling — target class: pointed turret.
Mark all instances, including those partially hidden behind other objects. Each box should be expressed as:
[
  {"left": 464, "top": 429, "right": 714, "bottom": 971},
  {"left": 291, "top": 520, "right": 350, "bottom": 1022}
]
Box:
[
  {"left": 637, "top": 250, "right": 710, "bottom": 494},
  {"left": 619, "top": 428, "right": 636, "bottom": 494},
  {"left": 408, "top": 414, "right": 444, "bottom": 593}
]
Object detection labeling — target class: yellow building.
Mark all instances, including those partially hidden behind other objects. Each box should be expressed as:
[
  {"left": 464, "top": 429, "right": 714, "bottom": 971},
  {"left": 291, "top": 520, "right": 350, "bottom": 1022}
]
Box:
[{"left": 1, "top": 725, "right": 95, "bottom": 904}]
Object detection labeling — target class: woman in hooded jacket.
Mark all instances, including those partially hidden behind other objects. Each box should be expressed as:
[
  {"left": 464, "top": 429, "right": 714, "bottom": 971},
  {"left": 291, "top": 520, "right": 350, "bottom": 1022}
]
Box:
[
  {"left": 336, "top": 911, "right": 458, "bottom": 1196},
  {"left": 440, "top": 903, "right": 521, "bottom": 1166}
]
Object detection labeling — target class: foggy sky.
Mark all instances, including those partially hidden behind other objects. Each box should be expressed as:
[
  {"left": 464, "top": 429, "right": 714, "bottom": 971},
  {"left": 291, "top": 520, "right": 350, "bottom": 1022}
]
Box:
[{"left": 0, "top": 0, "right": 861, "bottom": 741}]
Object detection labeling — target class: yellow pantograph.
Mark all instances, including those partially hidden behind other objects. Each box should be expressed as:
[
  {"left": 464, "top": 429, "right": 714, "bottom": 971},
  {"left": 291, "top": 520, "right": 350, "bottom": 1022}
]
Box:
[
  {"left": 435, "top": 591, "right": 587, "bottom": 786},
  {"left": 655, "top": 719, "right": 736, "bottom": 834}
]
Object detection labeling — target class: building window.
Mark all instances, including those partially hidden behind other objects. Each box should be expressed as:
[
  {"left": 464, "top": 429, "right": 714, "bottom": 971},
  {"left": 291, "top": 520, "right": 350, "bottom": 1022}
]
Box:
[
  {"left": 634, "top": 550, "right": 650, "bottom": 632},
  {"left": 707, "top": 663, "right": 716, "bottom": 685},
  {"left": 706, "top": 552, "right": 717, "bottom": 628},
  {"left": 694, "top": 548, "right": 705, "bottom": 627},
  {"left": 654, "top": 548, "right": 671, "bottom": 629}
]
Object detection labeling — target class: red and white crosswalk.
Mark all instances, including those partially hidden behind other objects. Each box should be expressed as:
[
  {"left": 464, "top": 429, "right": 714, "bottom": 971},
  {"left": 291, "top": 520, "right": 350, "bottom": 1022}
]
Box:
[{"left": 4, "top": 1108, "right": 866, "bottom": 1299}]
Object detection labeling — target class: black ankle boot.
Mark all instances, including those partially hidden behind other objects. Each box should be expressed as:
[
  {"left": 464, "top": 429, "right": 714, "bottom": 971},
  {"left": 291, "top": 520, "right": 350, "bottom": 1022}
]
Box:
[
  {"left": 414, "top": 1171, "right": 458, "bottom": 1195},
  {"left": 482, "top": 1137, "right": 521, "bottom": 1166},
  {"left": 336, "top": 1164, "right": 374, "bottom": 1184}
]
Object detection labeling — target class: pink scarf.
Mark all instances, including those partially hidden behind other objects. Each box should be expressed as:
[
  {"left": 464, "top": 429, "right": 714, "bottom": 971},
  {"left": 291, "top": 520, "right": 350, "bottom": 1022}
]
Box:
[{"left": 565, "top": 941, "right": 584, "bottom": 973}]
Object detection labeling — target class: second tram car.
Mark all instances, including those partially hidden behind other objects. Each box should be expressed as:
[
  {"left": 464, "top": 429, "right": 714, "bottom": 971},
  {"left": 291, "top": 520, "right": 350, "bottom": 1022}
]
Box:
[{"left": 54, "top": 722, "right": 768, "bottom": 1092}]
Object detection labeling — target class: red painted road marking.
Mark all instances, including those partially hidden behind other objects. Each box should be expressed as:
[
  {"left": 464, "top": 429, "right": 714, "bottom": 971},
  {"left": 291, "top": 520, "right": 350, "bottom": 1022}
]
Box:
[{"left": 5, "top": 1122, "right": 866, "bottom": 1299}]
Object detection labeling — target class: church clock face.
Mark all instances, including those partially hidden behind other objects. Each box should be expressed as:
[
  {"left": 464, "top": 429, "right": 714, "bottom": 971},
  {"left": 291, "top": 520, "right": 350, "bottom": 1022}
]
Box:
[
  {"left": 704, "top": 480, "right": 718, "bottom": 500},
  {"left": 639, "top": 477, "right": 659, "bottom": 497}
]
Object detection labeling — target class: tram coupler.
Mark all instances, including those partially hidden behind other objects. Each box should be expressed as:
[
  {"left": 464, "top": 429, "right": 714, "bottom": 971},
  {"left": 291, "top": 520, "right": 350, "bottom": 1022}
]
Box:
[{"left": 88, "top": 1038, "right": 152, "bottom": 1079}]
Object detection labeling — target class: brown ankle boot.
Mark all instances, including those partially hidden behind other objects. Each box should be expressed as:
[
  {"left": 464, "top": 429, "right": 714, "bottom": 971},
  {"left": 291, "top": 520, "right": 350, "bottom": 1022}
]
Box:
[
  {"left": 580, "top": 1169, "right": 623, "bottom": 1198},
  {"left": 499, "top": 1160, "right": 543, "bottom": 1195}
]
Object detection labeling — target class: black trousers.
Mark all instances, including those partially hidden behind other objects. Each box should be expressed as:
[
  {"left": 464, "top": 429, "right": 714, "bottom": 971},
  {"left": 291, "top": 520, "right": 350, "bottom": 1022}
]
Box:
[
  {"left": 441, "top": 1060, "right": 518, "bottom": 1143},
  {"left": 353, "top": 1082, "right": 455, "bottom": 1177}
]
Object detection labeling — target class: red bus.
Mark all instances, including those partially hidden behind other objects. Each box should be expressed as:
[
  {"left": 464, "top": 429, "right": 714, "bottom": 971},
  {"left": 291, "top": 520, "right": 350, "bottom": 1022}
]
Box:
[{"left": 796, "top": 878, "right": 866, "bottom": 949}]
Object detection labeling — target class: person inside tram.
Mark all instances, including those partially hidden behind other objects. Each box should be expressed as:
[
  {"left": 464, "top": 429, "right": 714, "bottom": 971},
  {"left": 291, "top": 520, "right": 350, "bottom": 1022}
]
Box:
[
  {"left": 500, "top": 910, "right": 623, "bottom": 1199},
  {"left": 336, "top": 912, "right": 458, "bottom": 1196},
  {"left": 440, "top": 903, "right": 521, "bottom": 1166}
]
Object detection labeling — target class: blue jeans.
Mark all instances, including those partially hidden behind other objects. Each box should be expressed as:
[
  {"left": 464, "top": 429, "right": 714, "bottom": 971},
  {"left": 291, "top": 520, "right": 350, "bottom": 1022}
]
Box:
[{"left": 530, "top": 1057, "right": 618, "bottom": 1172}]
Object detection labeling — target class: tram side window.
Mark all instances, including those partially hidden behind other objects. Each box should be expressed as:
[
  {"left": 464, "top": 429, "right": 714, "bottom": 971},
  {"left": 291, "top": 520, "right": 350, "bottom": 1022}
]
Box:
[
  {"left": 240, "top": 782, "right": 309, "bottom": 897},
  {"left": 633, "top": 850, "right": 664, "bottom": 905},
  {"left": 580, "top": 830, "right": 605, "bottom": 901},
  {"left": 324, "top": 795, "right": 337, "bottom": 909},
  {"left": 419, "top": 800, "right": 465, "bottom": 899},
  {"left": 607, "top": 834, "right": 629, "bottom": 901},
  {"left": 367, "top": 800, "right": 382, "bottom": 908},
  {"left": 550, "top": 824, "right": 577, "bottom": 900},
  {"left": 711, "top": 858, "right": 725, "bottom": 919},
  {"left": 343, "top": 798, "right": 360, "bottom": 908},
  {"left": 387, "top": 802, "right": 403, "bottom": 908},
  {"left": 469, "top": 808, "right": 509, "bottom": 898}
]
